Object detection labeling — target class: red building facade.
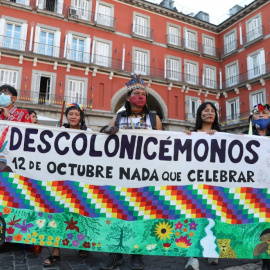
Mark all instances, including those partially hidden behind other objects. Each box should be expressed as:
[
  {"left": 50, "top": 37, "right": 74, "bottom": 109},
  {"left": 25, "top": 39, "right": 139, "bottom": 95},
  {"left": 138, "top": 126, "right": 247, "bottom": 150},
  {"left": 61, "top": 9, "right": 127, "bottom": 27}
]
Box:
[{"left": 0, "top": 0, "right": 269, "bottom": 132}]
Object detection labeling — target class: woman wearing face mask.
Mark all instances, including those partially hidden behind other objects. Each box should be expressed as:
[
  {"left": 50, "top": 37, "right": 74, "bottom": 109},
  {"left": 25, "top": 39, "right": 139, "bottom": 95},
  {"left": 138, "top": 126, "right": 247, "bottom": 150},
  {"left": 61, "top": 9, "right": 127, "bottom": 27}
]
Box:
[
  {"left": 184, "top": 102, "right": 221, "bottom": 270},
  {"left": 43, "top": 103, "right": 91, "bottom": 267},
  {"left": 0, "top": 84, "right": 31, "bottom": 123},
  {"left": 242, "top": 103, "right": 270, "bottom": 136}
]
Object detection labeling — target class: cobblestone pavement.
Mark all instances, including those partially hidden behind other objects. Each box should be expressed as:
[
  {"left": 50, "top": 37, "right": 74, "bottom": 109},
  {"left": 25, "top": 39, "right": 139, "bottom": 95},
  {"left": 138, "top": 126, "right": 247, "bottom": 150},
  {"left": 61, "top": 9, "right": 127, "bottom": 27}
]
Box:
[{"left": 0, "top": 243, "right": 262, "bottom": 270}]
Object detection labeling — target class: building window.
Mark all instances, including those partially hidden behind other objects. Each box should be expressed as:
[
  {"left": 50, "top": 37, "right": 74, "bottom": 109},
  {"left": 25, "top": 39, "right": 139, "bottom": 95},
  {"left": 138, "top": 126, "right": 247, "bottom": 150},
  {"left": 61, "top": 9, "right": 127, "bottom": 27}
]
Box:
[
  {"left": 70, "top": 0, "right": 92, "bottom": 21},
  {"left": 247, "top": 49, "right": 265, "bottom": 79},
  {"left": 203, "top": 35, "right": 215, "bottom": 56},
  {"left": 226, "top": 98, "right": 239, "bottom": 122},
  {"left": 246, "top": 14, "right": 262, "bottom": 43},
  {"left": 94, "top": 40, "right": 111, "bottom": 67},
  {"left": 133, "top": 13, "right": 151, "bottom": 39},
  {"left": 186, "top": 97, "right": 201, "bottom": 121},
  {"left": 224, "top": 29, "right": 237, "bottom": 55},
  {"left": 250, "top": 90, "right": 265, "bottom": 108},
  {"left": 225, "top": 61, "right": 239, "bottom": 87},
  {"left": 167, "top": 57, "right": 181, "bottom": 81},
  {"left": 33, "top": 26, "right": 61, "bottom": 57},
  {"left": 37, "top": 0, "right": 64, "bottom": 15},
  {"left": 0, "top": 18, "right": 28, "bottom": 51},
  {"left": 203, "top": 66, "right": 216, "bottom": 89},
  {"left": 185, "top": 29, "right": 198, "bottom": 51},
  {"left": 185, "top": 61, "right": 198, "bottom": 85},
  {"left": 67, "top": 79, "right": 85, "bottom": 104},
  {"left": 167, "top": 24, "right": 180, "bottom": 46},
  {"left": 133, "top": 48, "right": 149, "bottom": 75},
  {"left": 0, "top": 68, "right": 18, "bottom": 88},
  {"left": 96, "top": 2, "right": 114, "bottom": 27},
  {"left": 65, "top": 32, "right": 91, "bottom": 64}
]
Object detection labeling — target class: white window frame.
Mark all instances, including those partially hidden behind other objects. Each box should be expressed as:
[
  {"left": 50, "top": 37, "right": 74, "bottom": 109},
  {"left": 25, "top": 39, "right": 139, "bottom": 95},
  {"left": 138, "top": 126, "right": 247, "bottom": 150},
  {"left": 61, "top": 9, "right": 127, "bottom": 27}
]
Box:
[
  {"left": 33, "top": 24, "right": 61, "bottom": 58},
  {"left": 167, "top": 56, "right": 181, "bottom": 81},
  {"left": 0, "top": 17, "right": 28, "bottom": 51},
  {"left": 133, "top": 12, "right": 150, "bottom": 38},
  {"left": 70, "top": 0, "right": 92, "bottom": 21},
  {"left": 37, "top": 0, "right": 64, "bottom": 15},
  {"left": 96, "top": 1, "right": 114, "bottom": 27},
  {"left": 93, "top": 37, "right": 112, "bottom": 68},
  {"left": 247, "top": 49, "right": 265, "bottom": 80},
  {"left": 132, "top": 47, "right": 150, "bottom": 76},
  {"left": 65, "top": 75, "right": 88, "bottom": 106},
  {"left": 65, "top": 31, "right": 91, "bottom": 64},
  {"left": 184, "top": 60, "right": 198, "bottom": 85},
  {"left": 0, "top": 64, "right": 22, "bottom": 90},
  {"left": 224, "top": 29, "right": 237, "bottom": 55},
  {"left": 167, "top": 23, "right": 180, "bottom": 46},
  {"left": 185, "top": 96, "right": 201, "bottom": 121},
  {"left": 246, "top": 13, "right": 262, "bottom": 43},
  {"left": 249, "top": 89, "right": 266, "bottom": 109},
  {"left": 202, "top": 34, "right": 215, "bottom": 56},
  {"left": 184, "top": 28, "right": 198, "bottom": 51},
  {"left": 225, "top": 60, "right": 239, "bottom": 87},
  {"left": 203, "top": 65, "right": 216, "bottom": 89},
  {"left": 226, "top": 98, "right": 240, "bottom": 123}
]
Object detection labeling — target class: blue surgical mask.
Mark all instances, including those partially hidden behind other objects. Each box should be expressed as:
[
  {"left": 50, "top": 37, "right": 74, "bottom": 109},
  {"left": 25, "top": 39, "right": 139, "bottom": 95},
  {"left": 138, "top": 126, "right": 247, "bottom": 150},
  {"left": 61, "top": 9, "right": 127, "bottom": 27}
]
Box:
[
  {"left": 0, "top": 94, "right": 12, "bottom": 107},
  {"left": 253, "top": 118, "right": 269, "bottom": 130}
]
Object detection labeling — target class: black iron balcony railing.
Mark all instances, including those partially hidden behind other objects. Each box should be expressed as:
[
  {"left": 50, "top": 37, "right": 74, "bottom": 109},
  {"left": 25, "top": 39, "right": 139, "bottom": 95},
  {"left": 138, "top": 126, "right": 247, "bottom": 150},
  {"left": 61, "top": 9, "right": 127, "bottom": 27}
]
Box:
[
  {"left": 36, "top": 0, "right": 66, "bottom": 16},
  {"left": 220, "top": 40, "right": 238, "bottom": 58},
  {"left": 166, "top": 70, "right": 182, "bottom": 81},
  {"left": 223, "top": 75, "right": 239, "bottom": 88},
  {"left": 91, "top": 54, "right": 121, "bottom": 69},
  {"left": 33, "top": 41, "right": 62, "bottom": 58},
  {"left": 219, "top": 110, "right": 251, "bottom": 125},
  {"left": 202, "top": 44, "right": 219, "bottom": 58},
  {"left": 96, "top": 12, "right": 116, "bottom": 29},
  {"left": 166, "top": 35, "right": 184, "bottom": 49},
  {"left": 0, "top": 35, "right": 29, "bottom": 51},
  {"left": 17, "top": 90, "right": 92, "bottom": 109},
  {"left": 185, "top": 113, "right": 196, "bottom": 122},
  {"left": 184, "top": 38, "right": 201, "bottom": 52},
  {"left": 131, "top": 24, "right": 154, "bottom": 41},
  {"left": 68, "top": 7, "right": 94, "bottom": 22},
  {"left": 243, "top": 25, "right": 264, "bottom": 46},
  {"left": 203, "top": 78, "right": 217, "bottom": 89}
]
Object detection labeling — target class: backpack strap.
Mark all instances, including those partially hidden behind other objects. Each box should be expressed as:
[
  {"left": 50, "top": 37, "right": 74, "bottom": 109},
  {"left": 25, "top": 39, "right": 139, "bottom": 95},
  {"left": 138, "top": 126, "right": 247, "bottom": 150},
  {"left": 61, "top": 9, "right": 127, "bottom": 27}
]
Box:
[
  {"left": 149, "top": 110, "right": 157, "bottom": 130},
  {"left": 115, "top": 112, "right": 123, "bottom": 128}
]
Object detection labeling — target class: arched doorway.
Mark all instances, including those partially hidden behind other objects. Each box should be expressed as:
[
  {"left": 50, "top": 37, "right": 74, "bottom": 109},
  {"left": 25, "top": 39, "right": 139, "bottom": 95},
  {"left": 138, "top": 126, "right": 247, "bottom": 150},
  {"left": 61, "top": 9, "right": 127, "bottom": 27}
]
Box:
[{"left": 111, "top": 86, "right": 167, "bottom": 120}]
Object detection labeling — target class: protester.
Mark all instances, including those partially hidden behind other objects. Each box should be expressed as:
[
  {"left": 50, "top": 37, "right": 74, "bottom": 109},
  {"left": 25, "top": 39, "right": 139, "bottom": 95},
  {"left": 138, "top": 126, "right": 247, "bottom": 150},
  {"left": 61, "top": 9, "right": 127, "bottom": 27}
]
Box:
[
  {"left": 101, "top": 74, "right": 162, "bottom": 270},
  {"left": 43, "top": 103, "right": 91, "bottom": 267},
  {"left": 0, "top": 84, "right": 31, "bottom": 122},
  {"left": 184, "top": 102, "right": 221, "bottom": 270},
  {"left": 242, "top": 103, "right": 270, "bottom": 270},
  {"left": 27, "top": 109, "right": 39, "bottom": 124}
]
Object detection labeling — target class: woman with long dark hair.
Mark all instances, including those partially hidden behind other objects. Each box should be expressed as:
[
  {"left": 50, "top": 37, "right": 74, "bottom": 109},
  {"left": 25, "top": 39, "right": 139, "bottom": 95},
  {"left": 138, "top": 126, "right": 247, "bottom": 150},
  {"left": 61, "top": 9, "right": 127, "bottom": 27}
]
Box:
[{"left": 184, "top": 102, "right": 220, "bottom": 270}]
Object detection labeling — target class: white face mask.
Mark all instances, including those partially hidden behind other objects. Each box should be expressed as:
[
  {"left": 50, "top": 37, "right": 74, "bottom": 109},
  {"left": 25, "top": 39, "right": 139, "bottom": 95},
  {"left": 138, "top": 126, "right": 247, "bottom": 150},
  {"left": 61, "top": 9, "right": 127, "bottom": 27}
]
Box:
[{"left": 0, "top": 94, "right": 12, "bottom": 107}]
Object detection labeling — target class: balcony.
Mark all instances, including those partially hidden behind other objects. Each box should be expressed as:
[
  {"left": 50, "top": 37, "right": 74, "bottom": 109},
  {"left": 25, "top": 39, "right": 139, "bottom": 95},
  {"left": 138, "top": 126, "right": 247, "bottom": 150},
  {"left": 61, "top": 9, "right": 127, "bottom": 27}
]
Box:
[
  {"left": 219, "top": 111, "right": 250, "bottom": 126},
  {"left": 1, "top": 0, "right": 34, "bottom": 9},
  {"left": 0, "top": 35, "right": 28, "bottom": 52},
  {"left": 202, "top": 44, "right": 219, "bottom": 59},
  {"left": 185, "top": 113, "right": 196, "bottom": 123},
  {"left": 243, "top": 25, "right": 264, "bottom": 47},
  {"left": 68, "top": 7, "right": 94, "bottom": 23},
  {"left": 36, "top": 0, "right": 66, "bottom": 16},
  {"left": 166, "top": 35, "right": 184, "bottom": 50},
  {"left": 166, "top": 69, "right": 182, "bottom": 82},
  {"left": 91, "top": 54, "right": 121, "bottom": 70},
  {"left": 203, "top": 78, "right": 217, "bottom": 89},
  {"left": 220, "top": 40, "right": 238, "bottom": 59},
  {"left": 131, "top": 24, "right": 154, "bottom": 42},
  {"left": 183, "top": 38, "right": 201, "bottom": 54},
  {"left": 17, "top": 90, "right": 92, "bottom": 109},
  {"left": 33, "top": 41, "right": 62, "bottom": 58},
  {"left": 95, "top": 12, "right": 116, "bottom": 31}
]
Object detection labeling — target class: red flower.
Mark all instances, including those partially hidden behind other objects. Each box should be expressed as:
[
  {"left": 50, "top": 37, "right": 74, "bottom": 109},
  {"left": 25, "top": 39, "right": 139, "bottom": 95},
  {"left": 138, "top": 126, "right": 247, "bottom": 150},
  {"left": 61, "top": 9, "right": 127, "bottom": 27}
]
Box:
[
  {"left": 83, "top": 241, "right": 90, "bottom": 248},
  {"left": 64, "top": 217, "right": 79, "bottom": 233},
  {"left": 258, "top": 104, "right": 265, "bottom": 111},
  {"left": 6, "top": 226, "right": 15, "bottom": 234},
  {"left": 92, "top": 242, "right": 96, "bottom": 246},
  {"left": 184, "top": 219, "right": 189, "bottom": 224},
  {"left": 62, "top": 239, "right": 70, "bottom": 246},
  {"left": 8, "top": 216, "right": 21, "bottom": 226},
  {"left": 163, "top": 243, "right": 171, "bottom": 249}
]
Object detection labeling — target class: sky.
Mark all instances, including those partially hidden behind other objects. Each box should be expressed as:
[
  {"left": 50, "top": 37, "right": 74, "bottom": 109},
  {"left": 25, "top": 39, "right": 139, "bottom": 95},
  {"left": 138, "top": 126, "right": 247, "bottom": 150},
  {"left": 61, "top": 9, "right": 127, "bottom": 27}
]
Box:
[{"left": 147, "top": 0, "right": 254, "bottom": 24}]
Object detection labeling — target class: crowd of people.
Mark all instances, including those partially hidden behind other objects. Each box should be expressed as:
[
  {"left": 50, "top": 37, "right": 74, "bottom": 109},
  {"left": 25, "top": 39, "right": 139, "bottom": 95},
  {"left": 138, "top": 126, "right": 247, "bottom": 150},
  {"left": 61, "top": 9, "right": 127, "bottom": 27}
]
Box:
[{"left": 0, "top": 76, "right": 269, "bottom": 270}]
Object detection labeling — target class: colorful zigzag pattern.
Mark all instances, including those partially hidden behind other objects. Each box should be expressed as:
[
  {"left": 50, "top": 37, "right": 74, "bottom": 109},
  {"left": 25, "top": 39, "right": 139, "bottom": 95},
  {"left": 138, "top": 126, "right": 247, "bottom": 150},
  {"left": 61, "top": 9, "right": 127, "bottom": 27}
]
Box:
[{"left": 0, "top": 172, "right": 270, "bottom": 224}]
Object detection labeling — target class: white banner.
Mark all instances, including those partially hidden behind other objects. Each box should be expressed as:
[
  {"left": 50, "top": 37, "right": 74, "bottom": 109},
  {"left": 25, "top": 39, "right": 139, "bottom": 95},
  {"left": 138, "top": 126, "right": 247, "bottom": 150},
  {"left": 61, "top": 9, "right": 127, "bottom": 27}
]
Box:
[{"left": 1, "top": 121, "right": 270, "bottom": 188}]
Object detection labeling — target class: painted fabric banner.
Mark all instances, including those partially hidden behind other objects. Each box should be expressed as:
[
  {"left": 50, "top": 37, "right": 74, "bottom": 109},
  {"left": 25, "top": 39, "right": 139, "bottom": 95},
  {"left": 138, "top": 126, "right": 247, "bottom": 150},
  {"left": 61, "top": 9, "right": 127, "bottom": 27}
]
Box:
[{"left": 0, "top": 121, "right": 270, "bottom": 259}]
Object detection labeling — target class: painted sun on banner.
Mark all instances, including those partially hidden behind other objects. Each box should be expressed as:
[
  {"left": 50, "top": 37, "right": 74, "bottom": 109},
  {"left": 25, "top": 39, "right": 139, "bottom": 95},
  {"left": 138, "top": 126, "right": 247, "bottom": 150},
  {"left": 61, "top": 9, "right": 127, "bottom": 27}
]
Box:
[{"left": 0, "top": 120, "right": 270, "bottom": 259}]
